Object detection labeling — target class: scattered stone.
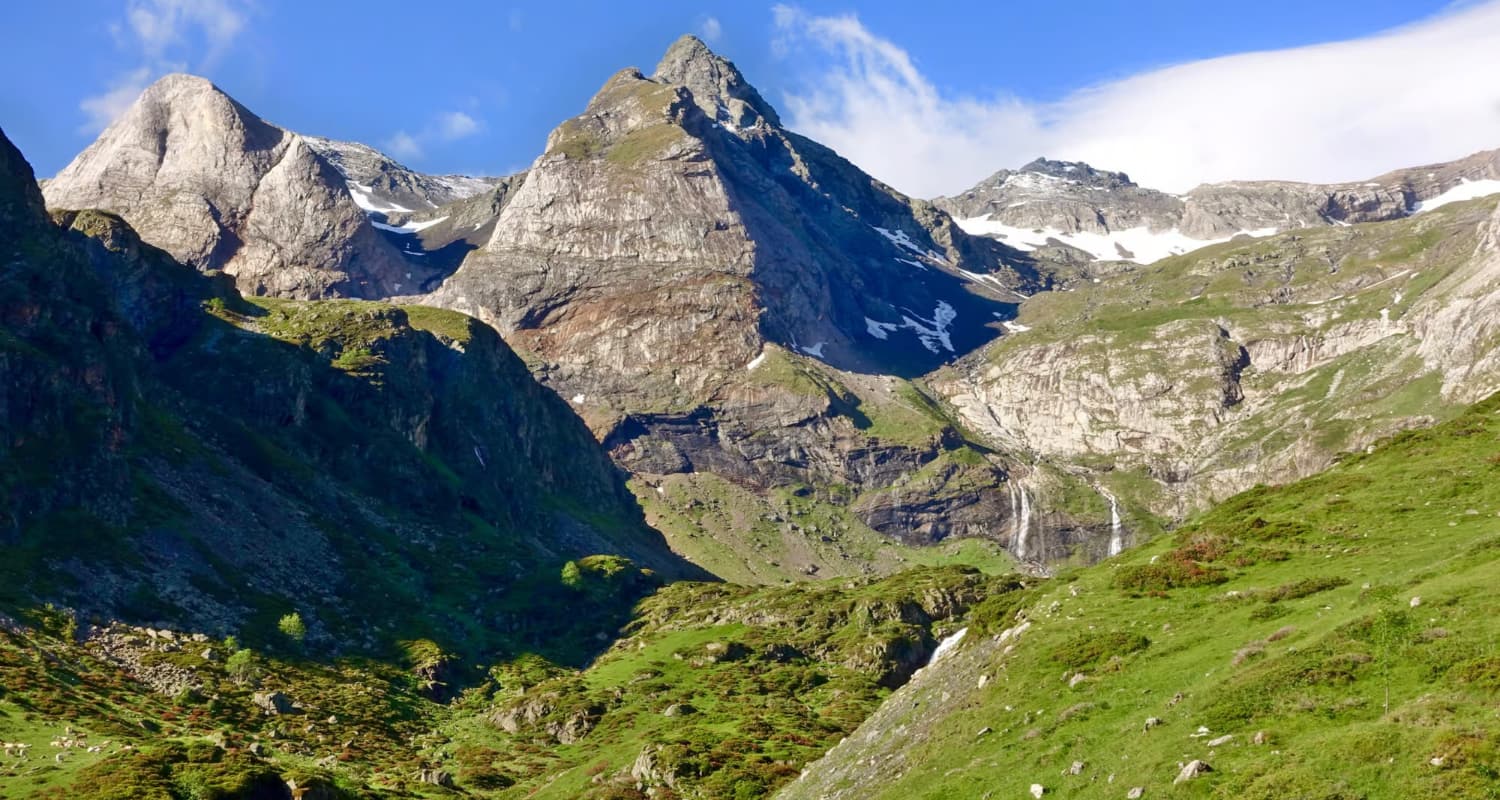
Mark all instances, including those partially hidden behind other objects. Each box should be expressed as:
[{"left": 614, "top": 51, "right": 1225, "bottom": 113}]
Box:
[
  {"left": 1410, "top": 596, "right": 1422, "bottom": 608},
  {"left": 1430, "top": 755, "right": 1446, "bottom": 767},
  {"left": 976, "top": 727, "right": 992, "bottom": 737},
  {"left": 1174, "top": 760, "right": 1213, "bottom": 784},
  {"left": 663, "top": 703, "right": 696, "bottom": 717},
  {"left": 978, "top": 674, "right": 990, "bottom": 689},
  {"left": 1143, "top": 717, "right": 1162, "bottom": 732},
  {"left": 1190, "top": 726, "right": 1211, "bottom": 738},
  {"left": 1127, "top": 788, "right": 1144, "bottom": 799},
  {"left": 415, "top": 769, "right": 454, "bottom": 787},
  {"left": 1068, "top": 672, "right": 1088, "bottom": 688},
  {"left": 252, "top": 691, "right": 297, "bottom": 716},
  {"left": 1068, "top": 761, "right": 1086, "bottom": 775},
  {"left": 1207, "top": 734, "right": 1234, "bottom": 747},
  {"left": 1167, "top": 692, "right": 1183, "bottom": 707},
  {"left": 1030, "top": 784, "right": 1046, "bottom": 798},
  {"left": 1253, "top": 730, "right": 1269, "bottom": 745},
  {"left": 247, "top": 742, "right": 264, "bottom": 756}
]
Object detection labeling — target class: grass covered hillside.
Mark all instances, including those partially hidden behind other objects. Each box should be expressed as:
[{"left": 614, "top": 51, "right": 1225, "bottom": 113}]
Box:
[
  {"left": 780, "top": 392, "right": 1500, "bottom": 799},
  {"left": 0, "top": 565, "right": 1020, "bottom": 799}
]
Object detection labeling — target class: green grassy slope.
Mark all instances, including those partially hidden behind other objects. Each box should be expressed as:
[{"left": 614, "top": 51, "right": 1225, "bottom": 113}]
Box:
[
  {"left": 0, "top": 566, "right": 1023, "bottom": 799},
  {"left": 781, "top": 393, "right": 1500, "bottom": 800}
]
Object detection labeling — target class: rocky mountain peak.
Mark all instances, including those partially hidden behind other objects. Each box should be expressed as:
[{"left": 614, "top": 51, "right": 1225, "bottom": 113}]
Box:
[
  {"left": 43, "top": 73, "right": 427, "bottom": 299},
  {"left": 0, "top": 125, "right": 47, "bottom": 229},
  {"left": 652, "top": 34, "right": 781, "bottom": 131},
  {"left": 1017, "top": 157, "right": 1136, "bottom": 189}
]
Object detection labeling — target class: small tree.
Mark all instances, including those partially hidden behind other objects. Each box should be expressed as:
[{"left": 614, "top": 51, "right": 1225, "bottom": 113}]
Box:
[
  {"left": 225, "top": 649, "right": 259, "bottom": 686},
  {"left": 277, "top": 612, "right": 307, "bottom": 644},
  {"left": 560, "top": 560, "right": 584, "bottom": 590}
]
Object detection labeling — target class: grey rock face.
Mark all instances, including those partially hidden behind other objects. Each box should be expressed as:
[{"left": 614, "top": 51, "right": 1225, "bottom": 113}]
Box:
[
  {"left": 937, "top": 150, "right": 1500, "bottom": 261},
  {"left": 936, "top": 193, "right": 1500, "bottom": 518},
  {"left": 42, "top": 74, "right": 431, "bottom": 298},
  {"left": 427, "top": 36, "right": 1032, "bottom": 412},
  {"left": 938, "top": 158, "right": 1184, "bottom": 236},
  {"left": 419, "top": 36, "right": 1070, "bottom": 558},
  {"left": 303, "top": 135, "right": 499, "bottom": 211}
]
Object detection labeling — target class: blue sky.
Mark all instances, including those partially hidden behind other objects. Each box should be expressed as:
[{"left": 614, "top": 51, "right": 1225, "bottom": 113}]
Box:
[{"left": 2, "top": 1, "right": 1494, "bottom": 195}]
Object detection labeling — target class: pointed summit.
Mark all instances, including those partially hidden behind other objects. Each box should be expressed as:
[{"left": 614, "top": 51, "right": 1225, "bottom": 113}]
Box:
[
  {"left": 44, "top": 73, "right": 428, "bottom": 298},
  {"left": 652, "top": 34, "right": 780, "bottom": 130}
]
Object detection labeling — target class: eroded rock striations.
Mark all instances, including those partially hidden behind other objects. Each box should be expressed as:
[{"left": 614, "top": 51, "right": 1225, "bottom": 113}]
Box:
[
  {"left": 937, "top": 190, "right": 1500, "bottom": 516},
  {"left": 42, "top": 74, "right": 435, "bottom": 298},
  {"left": 422, "top": 36, "right": 1080, "bottom": 563}
]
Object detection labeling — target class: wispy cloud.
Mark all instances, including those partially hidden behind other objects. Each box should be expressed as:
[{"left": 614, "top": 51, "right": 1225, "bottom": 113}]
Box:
[
  {"left": 79, "top": 66, "right": 155, "bottom": 134},
  {"left": 772, "top": 2, "right": 1500, "bottom": 196},
  {"left": 700, "top": 16, "right": 722, "bottom": 42},
  {"left": 82, "top": 0, "right": 251, "bottom": 133},
  {"left": 122, "top": 0, "right": 245, "bottom": 62},
  {"left": 384, "top": 110, "right": 486, "bottom": 161},
  {"left": 384, "top": 131, "right": 424, "bottom": 160}
]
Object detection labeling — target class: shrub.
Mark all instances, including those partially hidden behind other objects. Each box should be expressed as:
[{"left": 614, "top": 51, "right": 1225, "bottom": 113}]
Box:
[
  {"left": 225, "top": 649, "right": 259, "bottom": 686},
  {"left": 277, "top": 612, "right": 307, "bottom": 643},
  {"left": 1262, "top": 576, "right": 1350, "bottom": 603},
  {"left": 1049, "top": 631, "right": 1150, "bottom": 670}
]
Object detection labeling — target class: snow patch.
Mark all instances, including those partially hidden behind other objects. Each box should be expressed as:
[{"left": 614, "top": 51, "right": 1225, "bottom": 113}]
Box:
[
  {"left": 957, "top": 268, "right": 1007, "bottom": 288},
  {"left": 865, "top": 317, "right": 899, "bottom": 340},
  {"left": 955, "top": 215, "right": 1278, "bottom": 264},
  {"left": 371, "top": 216, "right": 448, "bottom": 235},
  {"left": 1002, "top": 320, "right": 1031, "bottom": 333},
  {"left": 895, "top": 257, "right": 928, "bottom": 270},
  {"left": 746, "top": 350, "right": 768, "bottom": 371},
  {"left": 571, "top": 394, "right": 586, "bottom": 404},
  {"left": 872, "top": 225, "right": 926, "bottom": 255},
  {"left": 900, "top": 301, "right": 957, "bottom": 353},
  {"left": 347, "top": 182, "right": 414, "bottom": 214},
  {"left": 798, "top": 341, "right": 826, "bottom": 358},
  {"left": 1410, "top": 178, "right": 1500, "bottom": 213}
]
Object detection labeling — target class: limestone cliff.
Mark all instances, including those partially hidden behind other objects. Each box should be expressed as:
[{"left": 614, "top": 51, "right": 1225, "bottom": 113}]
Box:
[{"left": 41, "top": 75, "right": 433, "bottom": 298}]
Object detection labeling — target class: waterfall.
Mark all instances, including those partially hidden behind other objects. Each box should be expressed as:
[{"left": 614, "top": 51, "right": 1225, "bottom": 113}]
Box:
[
  {"left": 1015, "top": 483, "right": 1032, "bottom": 561},
  {"left": 927, "top": 627, "right": 968, "bottom": 665},
  {"left": 1102, "top": 488, "right": 1123, "bottom": 556}
]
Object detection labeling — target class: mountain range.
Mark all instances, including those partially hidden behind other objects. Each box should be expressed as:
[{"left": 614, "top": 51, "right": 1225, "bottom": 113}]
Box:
[{"left": 5, "top": 31, "right": 1500, "bottom": 800}]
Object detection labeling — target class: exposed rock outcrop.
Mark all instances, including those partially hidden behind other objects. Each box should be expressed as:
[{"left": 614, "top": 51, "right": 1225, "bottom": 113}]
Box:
[
  {"left": 937, "top": 149, "right": 1500, "bottom": 263},
  {"left": 42, "top": 75, "right": 433, "bottom": 298}
]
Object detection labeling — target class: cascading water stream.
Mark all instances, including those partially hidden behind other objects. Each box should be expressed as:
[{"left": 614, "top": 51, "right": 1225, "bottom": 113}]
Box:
[{"left": 1101, "top": 488, "right": 1123, "bottom": 556}]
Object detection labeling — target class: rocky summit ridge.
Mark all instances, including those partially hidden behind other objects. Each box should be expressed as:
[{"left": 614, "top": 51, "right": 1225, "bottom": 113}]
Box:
[
  {"left": 31, "top": 34, "right": 1500, "bottom": 578},
  {"left": 938, "top": 150, "right": 1500, "bottom": 263},
  {"left": 427, "top": 34, "right": 1032, "bottom": 404},
  {"left": 41, "top": 74, "right": 446, "bottom": 299}
]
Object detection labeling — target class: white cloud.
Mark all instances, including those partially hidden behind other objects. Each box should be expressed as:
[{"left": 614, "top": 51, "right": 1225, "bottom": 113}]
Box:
[
  {"left": 383, "top": 110, "right": 485, "bottom": 162},
  {"left": 772, "top": 2, "right": 1500, "bottom": 196},
  {"left": 436, "top": 111, "right": 480, "bottom": 141},
  {"left": 79, "top": 66, "right": 154, "bottom": 134},
  {"left": 126, "top": 0, "right": 245, "bottom": 61},
  {"left": 385, "top": 131, "right": 424, "bottom": 160},
  {"left": 701, "top": 16, "right": 722, "bottom": 42},
  {"left": 81, "top": 0, "right": 250, "bottom": 133}
]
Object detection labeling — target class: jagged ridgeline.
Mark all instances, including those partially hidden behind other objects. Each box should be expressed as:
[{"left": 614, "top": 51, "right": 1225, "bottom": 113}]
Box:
[
  {"left": 37, "top": 35, "right": 1118, "bottom": 573},
  {"left": 0, "top": 124, "right": 696, "bottom": 664}
]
